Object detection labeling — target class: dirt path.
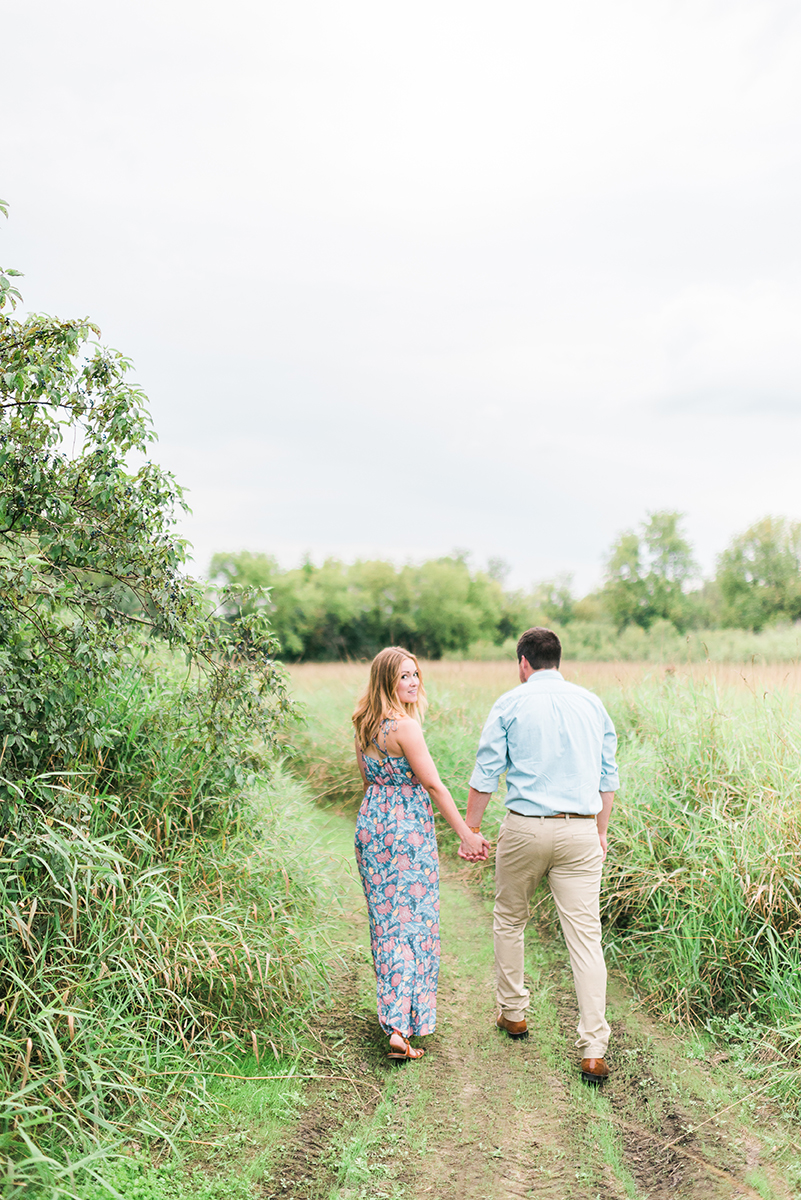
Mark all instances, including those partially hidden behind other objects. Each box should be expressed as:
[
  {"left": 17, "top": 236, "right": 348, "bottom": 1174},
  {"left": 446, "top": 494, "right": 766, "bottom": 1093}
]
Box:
[{"left": 265, "top": 811, "right": 798, "bottom": 1200}]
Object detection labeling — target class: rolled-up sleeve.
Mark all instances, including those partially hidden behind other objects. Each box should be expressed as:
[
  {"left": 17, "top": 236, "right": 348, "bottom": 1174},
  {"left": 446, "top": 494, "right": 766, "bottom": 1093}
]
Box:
[
  {"left": 599, "top": 710, "right": 620, "bottom": 792},
  {"left": 469, "top": 700, "right": 510, "bottom": 793}
]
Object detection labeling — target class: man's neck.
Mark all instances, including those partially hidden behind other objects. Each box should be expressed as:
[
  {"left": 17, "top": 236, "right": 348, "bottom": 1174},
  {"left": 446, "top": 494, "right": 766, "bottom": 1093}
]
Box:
[{"left": 518, "top": 660, "right": 561, "bottom": 684}]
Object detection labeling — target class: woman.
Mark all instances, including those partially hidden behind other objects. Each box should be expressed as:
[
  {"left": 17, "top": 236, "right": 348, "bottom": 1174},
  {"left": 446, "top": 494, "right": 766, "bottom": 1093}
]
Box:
[{"left": 353, "top": 647, "right": 490, "bottom": 1060}]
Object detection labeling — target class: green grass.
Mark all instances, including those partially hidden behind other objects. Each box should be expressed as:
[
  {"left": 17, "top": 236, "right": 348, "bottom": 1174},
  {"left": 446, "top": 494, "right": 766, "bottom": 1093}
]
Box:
[
  {"left": 326, "top": 1086, "right": 419, "bottom": 1200},
  {"left": 75, "top": 1048, "right": 318, "bottom": 1200},
  {"left": 598, "top": 676, "right": 801, "bottom": 1111},
  {"left": 0, "top": 659, "right": 330, "bottom": 1198}
]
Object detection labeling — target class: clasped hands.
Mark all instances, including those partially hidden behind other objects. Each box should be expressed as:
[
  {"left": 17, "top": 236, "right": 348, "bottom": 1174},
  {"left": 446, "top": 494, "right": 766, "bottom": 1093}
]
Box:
[{"left": 458, "top": 830, "right": 491, "bottom": 863}]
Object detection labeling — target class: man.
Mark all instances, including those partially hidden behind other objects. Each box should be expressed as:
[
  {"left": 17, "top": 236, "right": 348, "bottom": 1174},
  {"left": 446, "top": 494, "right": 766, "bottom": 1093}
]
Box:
[{"left": 465, "top": 627, "right": 619, "bottom": 1084}]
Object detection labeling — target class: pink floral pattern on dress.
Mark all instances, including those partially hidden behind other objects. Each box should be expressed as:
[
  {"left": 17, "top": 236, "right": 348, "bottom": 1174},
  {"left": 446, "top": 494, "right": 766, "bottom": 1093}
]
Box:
[{"left": 354, "top": 730, "right": 440, "bottom": 1037}]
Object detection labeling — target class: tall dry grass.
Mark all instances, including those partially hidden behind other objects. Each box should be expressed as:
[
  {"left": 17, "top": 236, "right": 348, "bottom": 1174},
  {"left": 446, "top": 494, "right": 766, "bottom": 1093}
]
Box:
[
  {"left": 291, "top": 656, "right": 801, "bottom": 701},
  {"left": 458, "top": 622, "right": 801, "bottom": 664}
]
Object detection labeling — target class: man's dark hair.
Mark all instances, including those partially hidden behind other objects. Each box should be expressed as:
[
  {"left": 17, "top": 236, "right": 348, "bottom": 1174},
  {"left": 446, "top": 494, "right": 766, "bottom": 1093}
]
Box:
[{"left": 517, "top": 627, "right": 561, "bottom": 670}]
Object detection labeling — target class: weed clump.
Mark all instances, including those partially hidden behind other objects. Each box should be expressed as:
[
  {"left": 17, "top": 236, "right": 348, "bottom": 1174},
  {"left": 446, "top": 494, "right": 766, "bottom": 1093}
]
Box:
[{"left": 602, "top": 679, "right": 801, "bottom": 1026}]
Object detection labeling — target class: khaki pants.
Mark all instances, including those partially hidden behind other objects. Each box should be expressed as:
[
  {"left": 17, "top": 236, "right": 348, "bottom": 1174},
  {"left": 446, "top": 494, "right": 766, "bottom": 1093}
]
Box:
[{"left": 494, "top": 811, "right": 610, "bottom": 1058}]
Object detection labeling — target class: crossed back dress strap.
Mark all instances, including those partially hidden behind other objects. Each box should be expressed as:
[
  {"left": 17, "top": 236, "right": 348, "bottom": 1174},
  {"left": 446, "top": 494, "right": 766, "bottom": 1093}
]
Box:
[{"left": 371, "top": 716, "right": 392, "bottom": 759}]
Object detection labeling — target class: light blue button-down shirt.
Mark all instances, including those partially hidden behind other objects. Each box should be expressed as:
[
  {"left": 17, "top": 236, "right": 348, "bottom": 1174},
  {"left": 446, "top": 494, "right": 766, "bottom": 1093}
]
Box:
[{"left": 469, "top": 669, "right": 620, "bottom": 816}]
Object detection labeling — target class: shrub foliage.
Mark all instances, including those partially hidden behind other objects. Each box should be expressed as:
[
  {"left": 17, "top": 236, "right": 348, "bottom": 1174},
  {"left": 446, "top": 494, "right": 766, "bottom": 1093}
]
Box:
[
  {"left": 0, "top": 251, "right": 290, "bottom": 798},
  {"left": 0, "top": 232, "right": 311, "bottom": 1197}
]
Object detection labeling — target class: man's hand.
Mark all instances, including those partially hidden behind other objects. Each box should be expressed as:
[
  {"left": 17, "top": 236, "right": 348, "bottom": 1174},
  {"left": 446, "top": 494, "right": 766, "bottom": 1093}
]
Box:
[{"left": 597, "top": 791, "right": 614, "bottom": 863}]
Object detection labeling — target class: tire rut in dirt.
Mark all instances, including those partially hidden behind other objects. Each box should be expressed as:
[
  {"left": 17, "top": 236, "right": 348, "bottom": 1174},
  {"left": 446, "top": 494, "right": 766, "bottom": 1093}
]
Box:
[
  {"left": 406, "top": 1012, "right": 621, "bottom": 1199},
  {"left": 263, "top": 968, "right": 390, "bottom": 1200},
  {"left": 545, "top": 958, "right": 757, "bottom": 1199}
]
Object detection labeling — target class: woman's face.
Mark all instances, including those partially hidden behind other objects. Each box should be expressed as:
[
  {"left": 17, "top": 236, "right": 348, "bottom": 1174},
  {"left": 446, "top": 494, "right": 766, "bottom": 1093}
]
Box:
[{"left": 395, "top": 657, "right": 420, "bottom": 706}]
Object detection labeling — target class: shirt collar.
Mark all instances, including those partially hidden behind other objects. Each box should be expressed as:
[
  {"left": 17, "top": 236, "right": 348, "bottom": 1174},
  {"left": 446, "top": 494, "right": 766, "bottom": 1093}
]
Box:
[{"left": 526, "top": 668, "right": 564, "bottom": 683}]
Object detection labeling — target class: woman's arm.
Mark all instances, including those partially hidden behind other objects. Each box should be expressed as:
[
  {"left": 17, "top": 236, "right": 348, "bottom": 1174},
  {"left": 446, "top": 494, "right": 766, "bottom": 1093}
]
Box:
[{"left": 393, "top": 720, "right": 490, "bottom": 861}]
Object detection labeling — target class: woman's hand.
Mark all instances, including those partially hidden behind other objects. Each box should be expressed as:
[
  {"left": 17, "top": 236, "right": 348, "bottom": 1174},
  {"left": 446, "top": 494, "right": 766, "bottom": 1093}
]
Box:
[{"left": 458, "top": 829, "right": 491, "bottom": 862}]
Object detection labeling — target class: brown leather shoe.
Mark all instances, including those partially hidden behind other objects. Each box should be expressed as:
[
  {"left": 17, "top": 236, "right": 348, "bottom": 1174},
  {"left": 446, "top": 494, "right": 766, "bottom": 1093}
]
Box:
[
  {"left": 581, "top": 1057, "right": 610, "bottom": 1084},
  {"left": 496, "top": 1012, "right": 529, "bottom": 1039}
]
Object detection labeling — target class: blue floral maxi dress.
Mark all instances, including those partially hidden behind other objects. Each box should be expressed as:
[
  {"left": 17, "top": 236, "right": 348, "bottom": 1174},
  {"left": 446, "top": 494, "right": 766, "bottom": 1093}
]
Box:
[{"left": 354, "top": 728, "right": 441, "bottom": 1037}]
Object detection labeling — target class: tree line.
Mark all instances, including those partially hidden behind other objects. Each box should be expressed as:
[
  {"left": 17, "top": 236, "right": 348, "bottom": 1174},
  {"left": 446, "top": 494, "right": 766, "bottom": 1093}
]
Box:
[{"left": 210, "top": 511, "right": 801, "bottom": 662}]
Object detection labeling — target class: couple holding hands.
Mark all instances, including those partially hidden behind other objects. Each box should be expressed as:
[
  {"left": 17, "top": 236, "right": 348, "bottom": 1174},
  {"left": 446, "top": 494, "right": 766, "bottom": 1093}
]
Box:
[{"left": 353, "top": 627, "right": 619, "bottom": 1084}]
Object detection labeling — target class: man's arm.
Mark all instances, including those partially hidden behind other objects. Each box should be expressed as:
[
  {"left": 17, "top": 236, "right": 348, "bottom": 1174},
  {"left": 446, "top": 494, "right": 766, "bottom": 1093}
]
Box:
[
  {"left": 465, "top": 786, "right": 493, "bottom": 832},
  {"left": 596, "top": 791, "right": 614, "bottom": 861}
]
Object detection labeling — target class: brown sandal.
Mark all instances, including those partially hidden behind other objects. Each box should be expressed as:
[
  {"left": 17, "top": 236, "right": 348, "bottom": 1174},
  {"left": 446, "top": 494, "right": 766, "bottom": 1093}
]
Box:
[{"left": 387, "top": 1032, "right": 425, "bottom": 1060}]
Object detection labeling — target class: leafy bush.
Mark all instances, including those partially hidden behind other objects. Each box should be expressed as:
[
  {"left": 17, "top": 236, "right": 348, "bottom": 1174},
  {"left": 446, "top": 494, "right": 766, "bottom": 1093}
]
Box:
[
  {"left": 0, "top": 231, "right": 290, "bottom": 811},
  {"left": 0, "top": 226, "right": 316, "bottom": 1195}
]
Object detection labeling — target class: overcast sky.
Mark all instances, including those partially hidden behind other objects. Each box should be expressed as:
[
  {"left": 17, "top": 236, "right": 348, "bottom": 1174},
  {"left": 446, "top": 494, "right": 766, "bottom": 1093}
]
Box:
[{"left": 3, "top": 0, "right": 800, "bottom": 592}]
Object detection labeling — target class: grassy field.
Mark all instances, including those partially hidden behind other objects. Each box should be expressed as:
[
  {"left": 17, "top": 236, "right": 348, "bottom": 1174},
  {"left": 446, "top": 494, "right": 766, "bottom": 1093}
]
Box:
[{"left": 290, "top": 657, "right": 801, "bottom": 1115}]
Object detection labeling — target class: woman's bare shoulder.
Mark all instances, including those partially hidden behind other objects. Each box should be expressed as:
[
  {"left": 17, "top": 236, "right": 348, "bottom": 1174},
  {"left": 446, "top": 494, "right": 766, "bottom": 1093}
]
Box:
[
  {"left": 391, "top": 714, "right": 425, "bottom": 743},
  {"left": 377, "top": 712, "right": 421, "bottom": 751},
  {"left": 386, "top": 711, "right": 418, "bottom": 729},
  {"left": 378, "top": 710, "right": 412, "bottom": 729}
]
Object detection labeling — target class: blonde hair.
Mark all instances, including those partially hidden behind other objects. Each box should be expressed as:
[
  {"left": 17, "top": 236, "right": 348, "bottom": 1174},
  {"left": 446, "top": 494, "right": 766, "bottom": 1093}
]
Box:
[{"left": 352, "top": 646, "right": 428, "bottom": 752}]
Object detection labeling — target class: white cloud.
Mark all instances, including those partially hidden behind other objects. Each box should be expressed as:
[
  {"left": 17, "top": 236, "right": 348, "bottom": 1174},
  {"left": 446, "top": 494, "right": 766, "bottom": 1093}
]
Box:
[
  {"left": 3, "top": 0, "right": 801, "bottom": 595},
  {"left": 655, "top": 282, "right": 801, "bottom": 411}
]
